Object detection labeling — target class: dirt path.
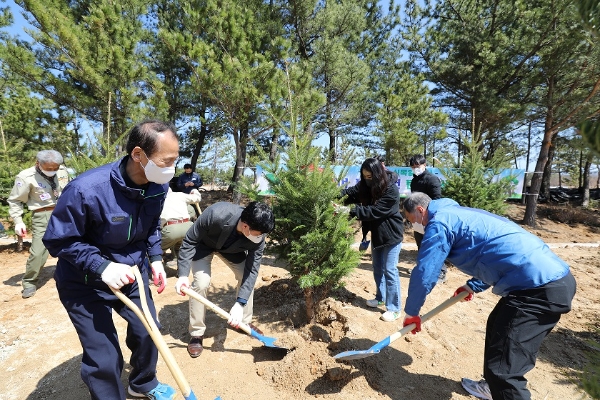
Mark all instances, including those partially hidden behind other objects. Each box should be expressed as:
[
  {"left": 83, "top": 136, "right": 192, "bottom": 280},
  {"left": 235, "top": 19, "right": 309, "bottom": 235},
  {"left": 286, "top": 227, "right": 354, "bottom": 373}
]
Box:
[{"left": 0, "top": 203, "right": 598, "bottom": 400}]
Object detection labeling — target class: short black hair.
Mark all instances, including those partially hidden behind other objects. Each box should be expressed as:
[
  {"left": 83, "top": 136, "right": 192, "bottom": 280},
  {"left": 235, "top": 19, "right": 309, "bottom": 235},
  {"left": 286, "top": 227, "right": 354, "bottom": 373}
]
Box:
[
  {"left": 126, "top": 120, "right": 178, "bottom": 156},
  {"left": 408, "top": 154, "right": 426, "bottom": 167},
  {"left": 240, "top": 201, "right": 275, "bottom": 233},
  {"left": 184, "top": 163, "right": 192, "bottom": 169}
]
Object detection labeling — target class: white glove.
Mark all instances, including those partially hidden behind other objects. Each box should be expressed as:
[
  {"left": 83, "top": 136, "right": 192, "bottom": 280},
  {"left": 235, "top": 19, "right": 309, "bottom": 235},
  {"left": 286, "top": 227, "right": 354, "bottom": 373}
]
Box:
[
  {"left": 189, "top": 189, "right": 202, "bottom": 203},
  {"left": 150, "top": 260, "right": 167, "bottom": 294},
  {"left": 14, "top": 222, "right": 27, "bottom": 237},
  {"left": 101, "top": 262, "right": 134, "bottom": 290},
  {"left": 175, "top": 276, "right": 190, "bottom": 296},
  {"left": 228, "top": 302, "right": 244, "bottom": 328}
]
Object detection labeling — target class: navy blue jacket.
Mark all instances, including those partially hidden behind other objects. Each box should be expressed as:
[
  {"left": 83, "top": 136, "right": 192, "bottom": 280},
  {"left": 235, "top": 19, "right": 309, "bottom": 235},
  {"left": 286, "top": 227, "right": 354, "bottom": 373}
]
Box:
[
  {"left": 43, "top": 157, "right": 167, "bottom": 290},
  {"left": 177, "top": 172, "right": 202, "bottom": 194}
]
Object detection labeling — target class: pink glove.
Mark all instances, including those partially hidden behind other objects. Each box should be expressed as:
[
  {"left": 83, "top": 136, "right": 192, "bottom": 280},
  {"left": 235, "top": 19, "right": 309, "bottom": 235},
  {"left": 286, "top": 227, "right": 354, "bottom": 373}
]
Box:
[
  {"left": 403, "top": 315, "right": 422, "bottom": 335},
  {"left": 453, "top": 285, "right": 474, "bottom": 301},
  {"left": 150, "top": 261, "right": 167, "bottom": 294}
]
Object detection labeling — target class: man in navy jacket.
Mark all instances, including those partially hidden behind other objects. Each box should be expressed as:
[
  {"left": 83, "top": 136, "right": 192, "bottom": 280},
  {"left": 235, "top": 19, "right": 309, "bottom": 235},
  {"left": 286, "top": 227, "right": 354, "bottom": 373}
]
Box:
[
  {"left": 402, "top": 192, "right": 576, "bottom": 400},
  {"left": 43, "top": 120, "right": 180, "bottom": 400}
]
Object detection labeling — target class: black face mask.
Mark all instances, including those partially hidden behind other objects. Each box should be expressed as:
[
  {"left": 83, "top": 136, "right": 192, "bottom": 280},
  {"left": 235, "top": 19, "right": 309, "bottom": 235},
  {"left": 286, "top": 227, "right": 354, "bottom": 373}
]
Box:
[{"left": 364, "top": 179, "right": 373, "bottom": 187}]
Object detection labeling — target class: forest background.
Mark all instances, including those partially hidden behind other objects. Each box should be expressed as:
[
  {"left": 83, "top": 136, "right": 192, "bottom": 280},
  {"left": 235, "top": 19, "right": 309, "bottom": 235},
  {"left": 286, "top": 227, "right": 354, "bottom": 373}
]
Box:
[{"left": 1, "top": 0, "right": 600, "bottom": 226}]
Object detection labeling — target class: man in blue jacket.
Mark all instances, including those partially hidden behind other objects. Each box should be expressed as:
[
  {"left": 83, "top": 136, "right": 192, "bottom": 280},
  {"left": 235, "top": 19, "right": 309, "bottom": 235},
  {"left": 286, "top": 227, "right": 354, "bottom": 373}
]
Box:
[
  {"left": 177, "top": 163, "right": 202, "bottom": 194},
  {"left": 401, "top": 192, "right": 576, "bottom": 400},
  {"left": 42, "top": 120, "right": 180, "bottom": 400}
]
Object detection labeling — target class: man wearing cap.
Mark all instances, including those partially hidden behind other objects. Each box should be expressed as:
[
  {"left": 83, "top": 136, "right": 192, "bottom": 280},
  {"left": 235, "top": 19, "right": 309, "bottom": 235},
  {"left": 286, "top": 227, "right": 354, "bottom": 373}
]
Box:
[{"left": 8, "top": 149, "right": 70, "bottom": 298}]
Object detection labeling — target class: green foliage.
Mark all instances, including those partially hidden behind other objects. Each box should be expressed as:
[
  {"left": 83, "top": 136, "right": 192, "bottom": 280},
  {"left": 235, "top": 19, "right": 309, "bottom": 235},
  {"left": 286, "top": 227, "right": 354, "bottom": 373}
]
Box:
[
  {"left": 580, "top": 332, "right": 600, "bottom": 399},
  {"left": 441, "top": 135, "right": 514, "bottom": 215},
  {"left": 68, "top": 129, "right": 129, "bottom": 174}
]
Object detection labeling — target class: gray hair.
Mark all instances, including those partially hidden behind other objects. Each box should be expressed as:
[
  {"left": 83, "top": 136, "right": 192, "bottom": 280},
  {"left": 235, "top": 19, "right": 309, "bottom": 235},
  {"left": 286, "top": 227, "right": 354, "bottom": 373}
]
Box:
[
  {"left": 36, "top": 150, "right": 64, "bottom": 165},
  {"left": 403, "top": 192, "right": 432, "bottom": 213}
]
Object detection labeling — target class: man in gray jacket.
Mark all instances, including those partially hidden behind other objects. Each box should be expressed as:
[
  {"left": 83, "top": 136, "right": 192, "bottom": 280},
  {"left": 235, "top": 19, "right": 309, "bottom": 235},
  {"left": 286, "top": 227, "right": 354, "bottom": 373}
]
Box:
[{"left": 175, "top": 201, "right": 275, "bottom": 357}]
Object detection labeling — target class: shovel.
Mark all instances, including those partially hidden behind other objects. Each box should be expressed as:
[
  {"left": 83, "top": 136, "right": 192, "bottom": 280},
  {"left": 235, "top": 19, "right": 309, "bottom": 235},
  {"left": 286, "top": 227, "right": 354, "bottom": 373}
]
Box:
[
  {"left": 111, "top": 266, "right": 198, "bottom": 400},
  {"left": 181, "top": 287, "right": 288, "bottom": 351},
  {"left": 334, "top": 290, "right": 469, "bottom": 361}
]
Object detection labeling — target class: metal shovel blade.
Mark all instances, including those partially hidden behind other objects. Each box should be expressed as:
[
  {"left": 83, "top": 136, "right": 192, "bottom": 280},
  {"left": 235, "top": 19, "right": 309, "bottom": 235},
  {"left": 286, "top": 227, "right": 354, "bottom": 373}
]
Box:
[
  {"left": 334, "top": 291, "right": 468, "bottom": 361},
  {"left": 182, "top": 287, "right": 289, "bottom": 350}
]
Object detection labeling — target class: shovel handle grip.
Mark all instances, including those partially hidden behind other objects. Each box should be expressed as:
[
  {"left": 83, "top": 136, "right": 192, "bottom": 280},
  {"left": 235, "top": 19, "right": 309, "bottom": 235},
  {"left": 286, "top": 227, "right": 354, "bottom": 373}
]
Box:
[{"left": 182, "top": 287, "right": 253, "bottom": 335}]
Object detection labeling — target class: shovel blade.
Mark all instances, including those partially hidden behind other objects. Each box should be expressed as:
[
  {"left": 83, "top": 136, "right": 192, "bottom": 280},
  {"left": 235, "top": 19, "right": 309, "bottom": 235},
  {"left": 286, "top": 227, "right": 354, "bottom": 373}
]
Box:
[
  {"left": 250, "top": 330, "right": 289, "bottom": 350},
  {"left": 333, "top": 348, "right": 381, "bottom": 360}
]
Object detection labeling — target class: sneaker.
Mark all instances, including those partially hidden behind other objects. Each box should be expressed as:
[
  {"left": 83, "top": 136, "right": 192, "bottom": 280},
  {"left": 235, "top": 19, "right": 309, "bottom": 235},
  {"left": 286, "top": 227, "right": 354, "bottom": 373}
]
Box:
[
  {"left": 366, "top": 299, "right": 384, "bottom": 308},
  {"left": 128, "top": 382, "right": 176, "bottom": 400},
  {"left": 461, "top": 378, "right": 492, "bottom": 400},
  {"left": 380, "top": 311, "right": 401, "bottom": 322},
  {"left": 21, "top": 287, "right": 36, "bottom": 299},
  {"left": 437, "top": 270, "right": 447, "bottom": 284}
]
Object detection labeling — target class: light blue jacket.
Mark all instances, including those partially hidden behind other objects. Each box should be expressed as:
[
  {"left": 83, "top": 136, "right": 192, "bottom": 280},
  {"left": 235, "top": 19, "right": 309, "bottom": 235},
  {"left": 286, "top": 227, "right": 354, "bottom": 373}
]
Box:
[{"left": 404, "top": 198, "right": 570, "bottom": 316}]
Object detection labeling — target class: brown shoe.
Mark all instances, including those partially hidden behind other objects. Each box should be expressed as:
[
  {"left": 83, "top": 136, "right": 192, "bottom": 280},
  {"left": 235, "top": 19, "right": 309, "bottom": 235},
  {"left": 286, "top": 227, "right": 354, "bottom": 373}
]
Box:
[
  {"left": 187, "top": 336, "right": 203, "bottom": 358},
  {"left": 248, "top": 323, "right": 264, "bottom": 335}
]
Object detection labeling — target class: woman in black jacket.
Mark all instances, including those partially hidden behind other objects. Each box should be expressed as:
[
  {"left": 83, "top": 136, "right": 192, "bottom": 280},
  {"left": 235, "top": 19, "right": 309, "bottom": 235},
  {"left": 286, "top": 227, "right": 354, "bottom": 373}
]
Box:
[{"left": 341, "top": 158, "right": 404, "bottom": 321}]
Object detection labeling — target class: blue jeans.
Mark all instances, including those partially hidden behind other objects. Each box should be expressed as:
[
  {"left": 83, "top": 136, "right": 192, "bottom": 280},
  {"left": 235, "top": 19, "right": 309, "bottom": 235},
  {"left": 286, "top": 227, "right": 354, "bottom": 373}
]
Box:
[{"left": 371, "top": 242, "right": 402, "bottom": 312}]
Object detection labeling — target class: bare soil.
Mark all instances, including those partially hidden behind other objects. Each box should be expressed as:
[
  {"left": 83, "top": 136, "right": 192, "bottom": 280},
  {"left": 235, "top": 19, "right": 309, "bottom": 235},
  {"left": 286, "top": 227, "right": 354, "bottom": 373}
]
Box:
[{"left": 1, "top": 199, "right": 599, "bottom": 400}]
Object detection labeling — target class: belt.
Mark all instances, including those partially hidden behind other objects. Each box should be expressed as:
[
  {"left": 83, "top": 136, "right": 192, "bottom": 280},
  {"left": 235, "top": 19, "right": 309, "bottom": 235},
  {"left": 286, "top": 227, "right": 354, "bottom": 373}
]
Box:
[
  {"left": 34, "top": 206, "right": 55, "bottom": 213},
  {"left": 165, "top": 218, "right": 190, "bottom": 226}
]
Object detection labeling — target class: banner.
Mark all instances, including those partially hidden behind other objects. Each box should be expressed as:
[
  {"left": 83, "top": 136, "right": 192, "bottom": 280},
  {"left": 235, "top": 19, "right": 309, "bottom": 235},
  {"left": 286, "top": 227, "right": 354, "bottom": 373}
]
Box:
[{"left": 256, "top": 166, "right": 525, "bottom": 199}]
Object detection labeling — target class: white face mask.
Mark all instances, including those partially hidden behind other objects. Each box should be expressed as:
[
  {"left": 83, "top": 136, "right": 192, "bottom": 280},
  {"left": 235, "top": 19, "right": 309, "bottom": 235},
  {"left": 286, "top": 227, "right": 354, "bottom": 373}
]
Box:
[
  {"left": 412, "top": 212, "right": 425, "bottom": 234},
  {"left": 412, "top": 166, "right": 425, "bottom": 176},
  {"left": 141, "top": 152, "right": 175, "bottom": 184},
  {"left": 41, "top": 169, "right": 57, "bottom": 177}
]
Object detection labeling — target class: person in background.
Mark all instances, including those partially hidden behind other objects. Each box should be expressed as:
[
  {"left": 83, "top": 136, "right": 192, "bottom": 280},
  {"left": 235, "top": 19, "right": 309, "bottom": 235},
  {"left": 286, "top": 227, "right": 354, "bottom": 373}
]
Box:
[
  {"left": 177, "top": 163, "right": 202, "bottom": 194},
  {"left": 175, "top": 201, "right": 275, "bottom": 358},
  {"left": 341, "top": 157, "right": 404, "bottom": 322},
  {"left": 0, "top": 221, "right": 8, "bottom": 238},
  {"left": 402, "top": 192, "right": 576, "bottom": 400},
  {"left": 42, "top": 120, "right": 179, "bottom": 400},
  {"left": 8, "top": 150, "right": 70, "bottom": 298},
  {"left": 408, "top": 154, "right": 447, "bottom": 284},
  {"left": 160, "top": 188, "right": 202, "bottom": 265}
]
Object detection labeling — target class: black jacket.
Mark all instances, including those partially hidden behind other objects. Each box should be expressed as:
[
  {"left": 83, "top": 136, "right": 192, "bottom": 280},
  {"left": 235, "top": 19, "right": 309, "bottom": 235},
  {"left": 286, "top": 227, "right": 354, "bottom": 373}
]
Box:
[
  {"left": 341, "top": 171, "right": 404, "bottom": 249},
  {"left": 410, "top": 170, "right": 442, "bottom": 199}
]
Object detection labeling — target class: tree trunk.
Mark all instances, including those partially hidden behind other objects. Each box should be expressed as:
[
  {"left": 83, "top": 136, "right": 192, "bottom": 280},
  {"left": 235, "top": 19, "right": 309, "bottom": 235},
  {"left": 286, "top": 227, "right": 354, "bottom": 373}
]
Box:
[
  {"left": 230, "top": 124, "right": 249, "bottom": 204},
  {"left": 269, "top": 127, "right": 279, "bottom": 162},
  {"left": 190, "top": 106, "right": 209, "bottom": 169},
  {"left": 540, "top": 136, "right": 556, "bottom": 197},
  {"left": 304, "top": 287, "right": 314, "bottom": 323},
  {"left": 523, "top": 122, "right": 557, "bottom": 226},
  {"left": 583, "top": 157, "right": 591, "bottom": 207}
]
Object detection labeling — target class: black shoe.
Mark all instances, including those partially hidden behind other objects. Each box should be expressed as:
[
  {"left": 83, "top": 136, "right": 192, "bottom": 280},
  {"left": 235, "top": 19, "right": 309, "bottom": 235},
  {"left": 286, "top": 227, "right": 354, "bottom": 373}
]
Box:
[{"left": 187, "top": 336, "right": 204, "bottom": 358}]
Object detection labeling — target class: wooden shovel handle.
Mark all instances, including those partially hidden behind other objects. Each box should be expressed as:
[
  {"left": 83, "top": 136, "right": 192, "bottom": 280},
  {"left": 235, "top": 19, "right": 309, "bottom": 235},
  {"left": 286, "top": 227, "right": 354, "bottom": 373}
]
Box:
[{"left": 182, "top": 287, "right": 253, "bottom": 335}]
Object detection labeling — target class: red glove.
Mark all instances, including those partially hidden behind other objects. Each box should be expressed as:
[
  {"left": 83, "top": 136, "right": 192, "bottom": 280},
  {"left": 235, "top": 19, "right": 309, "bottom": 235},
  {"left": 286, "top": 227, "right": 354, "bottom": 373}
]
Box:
[
  {"left": 453, "top": 285, "right": 474, "bottom": 301},
  {"left": 403, "top": 315, "right": 422, "bottom": 334}
]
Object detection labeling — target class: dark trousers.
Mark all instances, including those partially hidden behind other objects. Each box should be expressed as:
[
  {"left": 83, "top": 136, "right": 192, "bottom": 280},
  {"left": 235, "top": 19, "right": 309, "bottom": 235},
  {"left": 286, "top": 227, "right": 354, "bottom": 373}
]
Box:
[
  {"left": 414, "top": 231, "right": 448, "bottom": 276},
  {"left": 58, "top": 273, "right": 160, "bottom": 400},
  {"left": 484, "top": 271, "right": 576, "bottom": 400}
]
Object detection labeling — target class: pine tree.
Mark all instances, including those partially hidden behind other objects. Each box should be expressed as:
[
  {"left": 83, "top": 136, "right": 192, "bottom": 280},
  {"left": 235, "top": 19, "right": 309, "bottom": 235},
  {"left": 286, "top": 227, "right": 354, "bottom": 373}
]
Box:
[{"left": 441, "top": 135, "right": 515, "bottom": 215}]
